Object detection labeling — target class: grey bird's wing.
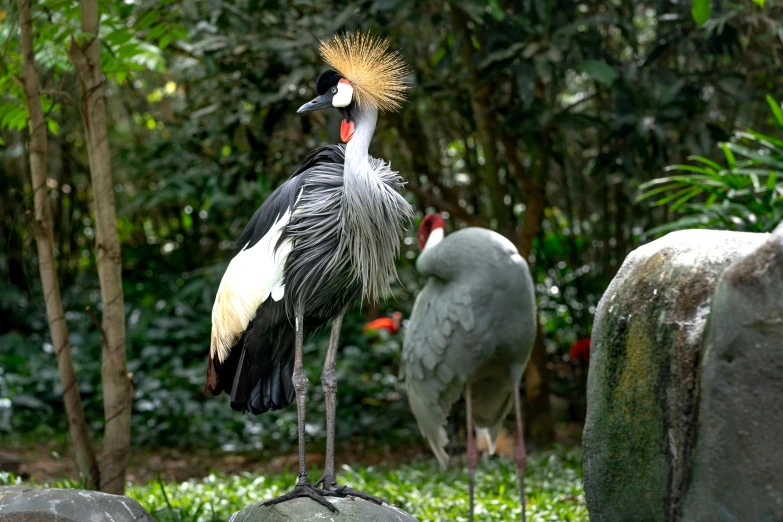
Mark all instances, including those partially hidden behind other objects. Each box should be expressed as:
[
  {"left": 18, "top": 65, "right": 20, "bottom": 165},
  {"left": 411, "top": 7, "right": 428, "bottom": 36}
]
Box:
[
  {"left": 402, "top": 279, "right": 478, "bottom": 467},
  {"left": 401, "top": 228, "right": 536, "bottom": 468}
]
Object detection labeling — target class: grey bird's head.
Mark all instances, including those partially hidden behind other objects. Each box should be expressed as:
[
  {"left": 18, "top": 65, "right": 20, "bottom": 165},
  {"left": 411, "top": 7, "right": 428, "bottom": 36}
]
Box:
[
  {"left": 298, "top": 32, "right": 411, "bottom": 145},
  {"left": 418, "top": 213, "right": 446, "bottom": 252},
  {"left": 298, "top": 69, "right": 358, "bottom": 143},
  {"left": 297, "top": 70, "right": 355, "bottom": 115}
]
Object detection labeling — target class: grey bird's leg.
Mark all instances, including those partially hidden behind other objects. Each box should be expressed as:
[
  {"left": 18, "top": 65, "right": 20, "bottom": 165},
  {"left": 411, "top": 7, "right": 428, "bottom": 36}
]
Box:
[
  {"left": 465, "top": 383, "right": 478, "bottom": 522},
  {"left": 263, "top": 314, "right": 338, "bottom": 513},
  {"left": 513, "top": 383, "right": 527, "bottom": 522},
  {"left": 315, "top": 314, "right": 386, "bottom": 505},
  {"left": 316, "top": 314, "right": 342, "bottom": 487}
]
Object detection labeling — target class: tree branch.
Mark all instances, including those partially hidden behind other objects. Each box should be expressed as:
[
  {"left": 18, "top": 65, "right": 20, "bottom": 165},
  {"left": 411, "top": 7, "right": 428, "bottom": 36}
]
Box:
[{"left": 405, "top": 183, "right": 484, "bottom": 227}]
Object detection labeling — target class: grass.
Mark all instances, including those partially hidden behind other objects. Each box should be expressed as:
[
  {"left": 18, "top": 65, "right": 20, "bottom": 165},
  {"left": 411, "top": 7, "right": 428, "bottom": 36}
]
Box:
[
  {"left": 1, "top": 446, "right": 586, "bottom": 521},
  {"left": 125, "top": 446, "right": 587, "bottom": 522}
]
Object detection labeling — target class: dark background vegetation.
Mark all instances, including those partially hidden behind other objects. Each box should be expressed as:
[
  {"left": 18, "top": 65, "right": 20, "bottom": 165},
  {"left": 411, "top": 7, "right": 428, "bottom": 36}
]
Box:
[{"left": 1, "top": 0, "right": 782, "bottom": 459}]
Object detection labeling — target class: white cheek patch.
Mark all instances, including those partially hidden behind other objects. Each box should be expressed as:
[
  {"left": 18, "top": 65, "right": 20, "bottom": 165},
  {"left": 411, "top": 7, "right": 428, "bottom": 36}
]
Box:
[
  {"left": 422, "top": 227, "right": 444, "bottom": 253},
  {"left": 332, "top": 81, "right": 353, "bottom": 108}
]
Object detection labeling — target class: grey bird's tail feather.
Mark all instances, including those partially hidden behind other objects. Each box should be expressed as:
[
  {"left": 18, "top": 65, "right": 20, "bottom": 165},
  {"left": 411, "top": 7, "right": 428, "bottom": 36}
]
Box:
[
  {"left": 408, "top": 386, "right": 450, "bottom": 469},
  {"left": 476, "top": 426, "right": 499, "bottom": 456}
]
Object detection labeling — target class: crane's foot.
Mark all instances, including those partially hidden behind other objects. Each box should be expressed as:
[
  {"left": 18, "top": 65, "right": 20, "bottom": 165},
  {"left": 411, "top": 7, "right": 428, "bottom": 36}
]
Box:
[
  {"left": 262, "top": 483, "right": 339, "bottom": 513},
  {"left": 315, "top": 474, "right": 388, "bottom": 505}
]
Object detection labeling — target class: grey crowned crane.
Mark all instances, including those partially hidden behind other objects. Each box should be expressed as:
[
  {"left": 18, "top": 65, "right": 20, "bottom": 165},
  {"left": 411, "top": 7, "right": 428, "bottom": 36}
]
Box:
[
  {"left": 401, "top": 214, "right": 537, "bottom": 521},
  {"left": 204, "top": 33, "right": 412, "bottom": 511}
]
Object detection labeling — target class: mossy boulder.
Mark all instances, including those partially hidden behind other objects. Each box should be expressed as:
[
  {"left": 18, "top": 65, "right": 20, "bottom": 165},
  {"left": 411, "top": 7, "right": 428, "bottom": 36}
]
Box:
[
  {"left": 681, "top": 226, "right": 783, "bottom": 521},
  {"left": 229, "top": 496, "right": 418, "bottom": 522},
  {"left": 0, "top": 486, "right": 154, "bottom": 522},
  {"left": 583, "top": 230, "right": 765, "bottom": 522}
]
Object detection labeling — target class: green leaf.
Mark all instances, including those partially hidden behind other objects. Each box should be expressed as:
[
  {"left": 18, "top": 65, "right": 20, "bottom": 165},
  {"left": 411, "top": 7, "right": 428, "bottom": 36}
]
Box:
[
  {"left": 47, "top": 119, "right": 60, "bottom": 136},
  {"left": 0, "top": 137, "right": 4, "bottom": 146},
  {"left": 741, "top": 130, "right": 783, "bottom": 150},
  {"left": 665, "top": 164, "right": 715, "bottom": 175},
  {"left": 752, "top": 0, "right": 765, "bottom": 6},
  {"left": 766, "top": 171, "right": 777, "bottom": 194},
  {"left": 637, "top": 182, "right": 686, "bottom": 201},
  {"left": 692, "top": 0, "right": 712, "bottom": 25},
  {"left": 488, "top": 0, "right": 505, "bottom": 21},
  {"left": 688, "top": 155, "right": 724, "bottom": 171},
  {"left": 158, "top": 34, "right": 173, "bottom": 50},
  {"left": 726, "top": 143, "right": 783, "bottom": 170},
  {"left": 104, "top": 28, "right": 134, "bottom": 46},
  {"left": 767, "top": 95, "right": 783, "bottom": 127},
  {"left": 721, "top": 143, "right": 737, "bottom": 169},
  {"left": 653, "top": 187, "right": 701, "bottom": 207},
  {"left": 576, "top": 60, "right": 618, "bottom": 87},
  {"left": 670, "top": 187, "right": 703, "bottom": 212}
]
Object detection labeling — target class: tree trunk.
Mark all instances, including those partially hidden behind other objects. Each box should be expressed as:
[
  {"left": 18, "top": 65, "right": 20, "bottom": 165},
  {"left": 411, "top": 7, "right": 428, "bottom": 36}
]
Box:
[
  {"left": 451, "top": 7, "right": 512, "bottom": 236},
  {"left": 68, "top": 0, "right": 131, "bottom": 495},
  {"left": 17, "top": 0, "right": 99, "bottom": 489},
  {"left": 501, "top": 135, "right": 555, "bottom": 443}
]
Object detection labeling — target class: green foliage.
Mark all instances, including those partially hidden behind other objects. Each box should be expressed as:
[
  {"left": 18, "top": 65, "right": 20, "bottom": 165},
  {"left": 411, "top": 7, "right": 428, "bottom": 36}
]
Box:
[
  {"left": 692, "top": 0, "right": 713, "bottom": 25},
  {"left": 127, "top": 448, "right": 585, "bottom": 522},
  {"left": 0, "top": 0, "right": 182, "bottom": 133},
  {"left": 639, "top": 96, "right": 783, "bottom": 236},
  {"left": 576, "top": 60, "right": 617, "bottom": 87},
  {"left": 0, "top": 279, "right": 417, "bottom": 449},
  {"left": 0, "top": 448, "right": 586, "bottom": 521},
  {"left": 2, "top": 0, "right": 783, "bottom": 451}
]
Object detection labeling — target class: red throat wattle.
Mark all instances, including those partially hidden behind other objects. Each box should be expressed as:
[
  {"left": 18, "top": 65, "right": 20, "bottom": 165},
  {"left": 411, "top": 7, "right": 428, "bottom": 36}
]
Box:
[{"left": 341, "top": 120, "right": 355, "bottom": 143}]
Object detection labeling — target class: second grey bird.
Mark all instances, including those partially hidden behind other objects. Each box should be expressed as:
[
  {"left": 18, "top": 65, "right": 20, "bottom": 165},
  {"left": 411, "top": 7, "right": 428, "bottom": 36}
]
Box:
[
  {"left": 204, "top": 32, "right": 412, "bottom": 512},
  {"left": 402, "top": 213, "right": 536, "bottom": 522}
]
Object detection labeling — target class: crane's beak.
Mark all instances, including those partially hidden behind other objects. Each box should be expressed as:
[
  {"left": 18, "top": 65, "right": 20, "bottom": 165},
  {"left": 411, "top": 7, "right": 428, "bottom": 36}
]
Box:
[{"left": 297, "top": 93, "right": 333, "bottom": 113}]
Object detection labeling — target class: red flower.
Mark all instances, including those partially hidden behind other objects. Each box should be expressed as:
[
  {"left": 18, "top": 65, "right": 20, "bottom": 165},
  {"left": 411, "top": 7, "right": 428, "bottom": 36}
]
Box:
[
  {"left": 363, "top": 312, "right": 403, "bottom": 335},
  {"left": 570, "top": 338, "right": 591, "bottom": 363}
]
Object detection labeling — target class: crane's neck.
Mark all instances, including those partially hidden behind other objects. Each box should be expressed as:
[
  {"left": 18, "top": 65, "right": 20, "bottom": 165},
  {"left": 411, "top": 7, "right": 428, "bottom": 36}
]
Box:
[
  {"left": 344, "top": 106, "right": 377, "bottom": 178},
  {"left": 339, "top": 104, "right": 411, "bottom": 304}
]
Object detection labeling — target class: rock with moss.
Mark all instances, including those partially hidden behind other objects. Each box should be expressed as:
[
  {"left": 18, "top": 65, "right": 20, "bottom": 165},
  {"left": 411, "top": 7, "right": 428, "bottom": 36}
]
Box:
[
  {"left": 229, "top": 497, "right": 418, "bottom": 522},
  {"left": 0, "top": 486, "right": 155, "bottom": 522},
  {"left": 680, "top": 226, "right": 783, "bottom": 521},
  {"left": 583, "top": 229, "right": 766, "bottom": 522}
]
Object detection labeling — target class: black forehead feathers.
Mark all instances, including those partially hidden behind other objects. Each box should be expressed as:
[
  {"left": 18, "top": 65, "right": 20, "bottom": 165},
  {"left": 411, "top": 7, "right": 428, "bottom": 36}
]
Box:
[{"left": 316, "top": 70, "right": 342, "bottom": 95}]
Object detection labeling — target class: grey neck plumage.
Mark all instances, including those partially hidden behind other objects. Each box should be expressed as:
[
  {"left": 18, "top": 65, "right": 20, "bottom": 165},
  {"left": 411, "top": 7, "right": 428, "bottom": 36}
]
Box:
[
  {"left": 340, "top": 104, "right": 412, "bottom": 304},
  {"left": 344, "top": 106, "right": 378, "bottom": 177}
]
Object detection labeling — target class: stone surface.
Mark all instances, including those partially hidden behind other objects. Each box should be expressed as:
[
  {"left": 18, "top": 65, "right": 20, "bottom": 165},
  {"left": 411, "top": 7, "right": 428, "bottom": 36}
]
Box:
[
  {"left": 583, "top": 229, "right": 766, "bottom": 522},
  {"left": 0, "top": 486, "right": 155, "bottom": 522},
  {"left": 229, "top": 497, "right": 418, "bottom": 522},
  {"left": 681, "top": 226, "right": 783, "bottom": 522}
]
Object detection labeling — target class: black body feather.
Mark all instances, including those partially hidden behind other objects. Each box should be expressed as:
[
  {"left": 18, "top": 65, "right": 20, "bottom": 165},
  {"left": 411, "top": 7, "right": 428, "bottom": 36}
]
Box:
[{"left": 205, "top": 145, "right": 361, "bottom": 414}]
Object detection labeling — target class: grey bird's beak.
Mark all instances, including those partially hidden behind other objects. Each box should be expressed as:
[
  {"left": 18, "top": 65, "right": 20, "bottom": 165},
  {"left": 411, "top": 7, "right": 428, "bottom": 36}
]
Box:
[{"left": 297, "top": 93, "right": 333, "bottom": 113}]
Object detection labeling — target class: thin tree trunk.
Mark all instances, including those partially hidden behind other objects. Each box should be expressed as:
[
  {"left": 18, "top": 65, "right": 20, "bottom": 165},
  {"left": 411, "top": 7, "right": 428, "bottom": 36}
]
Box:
[
  {"left": 17, "top": 0, "right": 100, "bottom": 489},
  {"left": 501, "top": 135, "right": 555, "bottom": 443},
  {"left": 68, "top": 0, "right": 131, "bottom": 495},
  {"left": 452, "top": 7, "right": 511, "bottom": 236}
]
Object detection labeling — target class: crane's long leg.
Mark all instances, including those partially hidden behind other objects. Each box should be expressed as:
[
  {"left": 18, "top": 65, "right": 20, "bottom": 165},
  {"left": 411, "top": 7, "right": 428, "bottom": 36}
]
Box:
[
  {"left": 315, "top": 314, "right": 385, "bottom": 505},
  {"left": 466, "top": 383, "right": 478, "bottom": 522},
  {"left": 263, "top": 314, "right": 338, "bottom": 513},
  {"left": 513, "top": 383, "right": 528, "bottom": 522},
  {"left": 317, "top": 313, "right": 342, "bottom": 487},
  {"left": 293, "top": 314, "right": 310, "bottom": 484}
]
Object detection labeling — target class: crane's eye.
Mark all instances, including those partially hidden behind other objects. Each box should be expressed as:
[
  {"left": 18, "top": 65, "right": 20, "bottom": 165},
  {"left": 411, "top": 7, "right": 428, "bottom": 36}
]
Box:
[{"left": 332, "top": 81, "right": 353, "bottom": 108}]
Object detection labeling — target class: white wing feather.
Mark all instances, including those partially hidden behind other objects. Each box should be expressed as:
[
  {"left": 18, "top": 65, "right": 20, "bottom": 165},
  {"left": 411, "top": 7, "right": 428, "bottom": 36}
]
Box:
[{"left": 210, "top": 209, "right": 292, "bottom": 362}]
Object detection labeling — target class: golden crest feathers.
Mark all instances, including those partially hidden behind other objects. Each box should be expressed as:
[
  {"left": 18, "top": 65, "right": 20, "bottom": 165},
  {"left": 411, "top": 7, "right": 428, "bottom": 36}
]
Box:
[{"left": 319, "top": 32, "right": 410, "bottom": 112}]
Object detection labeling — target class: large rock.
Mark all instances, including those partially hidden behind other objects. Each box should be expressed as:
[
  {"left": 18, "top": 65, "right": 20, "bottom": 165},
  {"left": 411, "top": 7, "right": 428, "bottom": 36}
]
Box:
[
  {"left": 681, "top": 226, "right": 783, "bottom": 521},
  {"left": 229, "top": 497, "right": 418, "bottom": 522},
  {"left": 0, "top": 486, "right": 155, "bottom": 521},
  {"left": 583, "top": 230, "right": 766, "bottom": 522}
]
